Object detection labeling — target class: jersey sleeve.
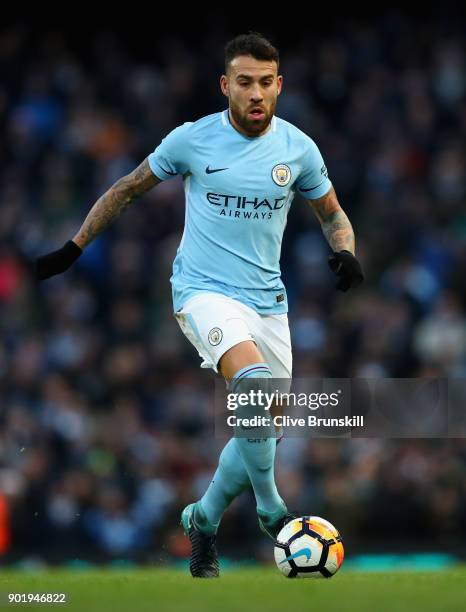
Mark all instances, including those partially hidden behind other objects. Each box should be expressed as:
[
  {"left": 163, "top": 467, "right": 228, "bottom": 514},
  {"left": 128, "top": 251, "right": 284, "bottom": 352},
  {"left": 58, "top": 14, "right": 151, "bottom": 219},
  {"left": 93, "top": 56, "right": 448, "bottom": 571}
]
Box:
[
  {"left": 148, "top": 122, "right": 192, "bottom": 180},
  {"left": 295, "top": 137, "right": 332, "bottom": 199}
]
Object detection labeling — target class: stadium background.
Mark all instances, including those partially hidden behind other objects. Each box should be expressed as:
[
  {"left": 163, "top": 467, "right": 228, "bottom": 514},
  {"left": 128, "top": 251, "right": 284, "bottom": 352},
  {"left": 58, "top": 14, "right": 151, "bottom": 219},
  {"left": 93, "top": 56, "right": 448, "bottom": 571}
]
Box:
[{"left": 0, "top": 12, "right": 465, "bottom": 569}]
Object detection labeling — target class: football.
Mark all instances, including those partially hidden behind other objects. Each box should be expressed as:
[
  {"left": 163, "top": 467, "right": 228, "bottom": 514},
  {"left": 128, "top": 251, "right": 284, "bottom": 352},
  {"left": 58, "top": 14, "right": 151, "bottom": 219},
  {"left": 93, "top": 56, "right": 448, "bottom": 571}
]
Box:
[{"left": 274, "top": 516, "right": 344, "bottom": 578}]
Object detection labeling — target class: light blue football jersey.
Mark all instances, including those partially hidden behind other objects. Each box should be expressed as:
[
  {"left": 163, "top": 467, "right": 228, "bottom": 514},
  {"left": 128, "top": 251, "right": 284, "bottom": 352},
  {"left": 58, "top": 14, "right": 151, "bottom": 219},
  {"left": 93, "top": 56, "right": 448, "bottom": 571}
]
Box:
[{"left": 148, "top": 110, "right": 332, "bottom": 314}]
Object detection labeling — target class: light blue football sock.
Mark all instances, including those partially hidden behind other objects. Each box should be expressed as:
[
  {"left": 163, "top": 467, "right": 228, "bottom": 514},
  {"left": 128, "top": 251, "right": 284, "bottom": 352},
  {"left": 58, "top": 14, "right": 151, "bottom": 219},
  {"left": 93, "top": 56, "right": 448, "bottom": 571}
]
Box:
[
  {"left": 230, "top": 363, "right": 287, "bottom": 516},
  {"left": 195, "top": 437, "right": 251, "bottom": 535}
]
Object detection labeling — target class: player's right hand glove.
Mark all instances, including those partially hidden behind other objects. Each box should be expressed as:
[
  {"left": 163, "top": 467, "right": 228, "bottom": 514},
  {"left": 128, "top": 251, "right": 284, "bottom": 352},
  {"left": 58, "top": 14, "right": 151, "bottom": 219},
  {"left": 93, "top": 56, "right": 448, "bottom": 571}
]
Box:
[
  {"left": 328, "top": 250, "right": 364, "bottom": 292},
  {"left": 35, "top": 240, "right": 83, "bottom": 280}
]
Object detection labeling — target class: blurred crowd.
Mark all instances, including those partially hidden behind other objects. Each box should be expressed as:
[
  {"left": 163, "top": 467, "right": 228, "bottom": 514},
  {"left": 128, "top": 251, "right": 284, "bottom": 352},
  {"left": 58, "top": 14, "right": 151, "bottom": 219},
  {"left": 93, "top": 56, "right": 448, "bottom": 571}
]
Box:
[{"left": 0, "top": 15, "right": 465, "bottom": 565}]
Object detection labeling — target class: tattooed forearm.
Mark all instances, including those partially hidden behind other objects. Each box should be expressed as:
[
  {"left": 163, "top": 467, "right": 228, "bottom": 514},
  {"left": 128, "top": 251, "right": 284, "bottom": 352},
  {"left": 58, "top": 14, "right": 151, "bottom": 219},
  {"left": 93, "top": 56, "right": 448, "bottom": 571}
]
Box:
[
  {"left": 308, "top": 187, "right": 355, "bottom": 254},
  {"left": 322, "top": 209, "right": 355, "bottom": 253},
  {"left": 72, "top": 159, "right": 161, "bottom": 249}
]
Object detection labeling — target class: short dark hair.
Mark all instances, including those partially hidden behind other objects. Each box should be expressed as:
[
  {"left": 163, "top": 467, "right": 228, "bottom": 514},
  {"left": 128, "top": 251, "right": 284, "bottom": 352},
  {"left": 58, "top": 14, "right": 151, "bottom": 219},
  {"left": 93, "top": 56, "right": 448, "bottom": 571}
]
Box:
[{"left": 225, "top": 32, "right": 279, "bottom": 72}]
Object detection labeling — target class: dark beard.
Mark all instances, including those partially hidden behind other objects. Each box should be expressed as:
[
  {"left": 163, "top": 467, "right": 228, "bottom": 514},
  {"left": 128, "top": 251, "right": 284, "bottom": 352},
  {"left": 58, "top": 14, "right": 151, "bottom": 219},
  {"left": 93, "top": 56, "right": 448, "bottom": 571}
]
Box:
[{"left": 229, "top": 103, "right": 274, "bottom": 136}]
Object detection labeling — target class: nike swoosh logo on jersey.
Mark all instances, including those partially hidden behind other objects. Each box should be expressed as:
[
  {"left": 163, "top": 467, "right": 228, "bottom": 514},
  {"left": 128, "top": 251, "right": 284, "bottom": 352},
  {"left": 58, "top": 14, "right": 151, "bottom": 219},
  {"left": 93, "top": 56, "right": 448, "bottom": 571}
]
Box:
[{"left": 206, "top": 166, "right": 229, "bottom": 174}]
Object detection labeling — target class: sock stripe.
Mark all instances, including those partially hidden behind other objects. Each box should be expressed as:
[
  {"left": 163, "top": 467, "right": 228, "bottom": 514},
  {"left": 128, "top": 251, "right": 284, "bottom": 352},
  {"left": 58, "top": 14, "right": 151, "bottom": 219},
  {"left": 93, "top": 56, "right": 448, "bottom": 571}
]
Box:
[{"left": 233, "top": 364, "right": 272, "bottom": 381}]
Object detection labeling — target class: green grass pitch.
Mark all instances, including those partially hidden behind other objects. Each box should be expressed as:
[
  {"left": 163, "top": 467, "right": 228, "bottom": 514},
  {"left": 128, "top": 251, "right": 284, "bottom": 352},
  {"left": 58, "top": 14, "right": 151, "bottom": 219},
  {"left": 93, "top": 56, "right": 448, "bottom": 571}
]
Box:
[{"left": 1, "top": 566, "right": 465, "bottom": 612}]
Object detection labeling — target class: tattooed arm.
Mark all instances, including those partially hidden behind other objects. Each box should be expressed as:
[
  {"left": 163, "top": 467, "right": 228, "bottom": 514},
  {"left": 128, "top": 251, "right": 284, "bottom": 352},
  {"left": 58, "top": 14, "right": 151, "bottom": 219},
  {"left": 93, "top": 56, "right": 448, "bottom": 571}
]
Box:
[
  {"left": 34, "top": 159, "right": 162, "bottom": 280},
  {"left": 72, "top": 158, "right": 161, "bottom": 249},
  {"left": 307, "top": 186, "right": 355, "bottom": 254}
]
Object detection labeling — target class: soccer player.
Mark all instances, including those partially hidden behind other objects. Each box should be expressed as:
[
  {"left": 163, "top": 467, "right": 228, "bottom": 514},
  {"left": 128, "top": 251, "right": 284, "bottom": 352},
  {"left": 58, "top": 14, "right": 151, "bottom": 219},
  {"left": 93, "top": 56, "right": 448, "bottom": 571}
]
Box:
[{"left": 35, "top": 32, "right": 363, "bottom": 577}]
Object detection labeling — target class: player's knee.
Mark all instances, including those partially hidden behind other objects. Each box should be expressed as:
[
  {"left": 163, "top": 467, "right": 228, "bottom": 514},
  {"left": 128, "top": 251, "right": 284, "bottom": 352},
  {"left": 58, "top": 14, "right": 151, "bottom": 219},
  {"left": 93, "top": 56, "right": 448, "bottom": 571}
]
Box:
[
  {"left": 230, "top": 363, "right": 275, "bottom": 439},
  {"left": 219, "top": 339, "right": 263, "bottom": 380}
]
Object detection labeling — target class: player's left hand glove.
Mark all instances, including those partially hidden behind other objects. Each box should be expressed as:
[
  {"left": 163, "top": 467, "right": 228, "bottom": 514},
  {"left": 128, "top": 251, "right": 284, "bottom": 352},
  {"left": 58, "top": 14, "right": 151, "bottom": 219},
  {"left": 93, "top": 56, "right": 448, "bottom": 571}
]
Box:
[{"left": 328, "top": 250, "right": 364, "bottom": 292}]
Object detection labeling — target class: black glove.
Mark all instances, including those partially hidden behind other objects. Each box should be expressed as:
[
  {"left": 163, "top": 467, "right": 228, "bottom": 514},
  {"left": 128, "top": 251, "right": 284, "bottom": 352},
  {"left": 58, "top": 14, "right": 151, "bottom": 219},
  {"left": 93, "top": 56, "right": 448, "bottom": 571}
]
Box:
[
  {"left": 35, "top": 240, "right": 83, "bottom": 280},
  {"left": 328, "top": 250, "right": 364, "bottom": 292}
]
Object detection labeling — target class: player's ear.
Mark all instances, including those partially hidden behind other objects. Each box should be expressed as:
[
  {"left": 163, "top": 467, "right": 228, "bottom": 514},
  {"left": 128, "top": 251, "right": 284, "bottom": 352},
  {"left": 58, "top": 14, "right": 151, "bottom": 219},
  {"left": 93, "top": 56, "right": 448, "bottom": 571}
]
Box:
[
  {"left": 277, "top": 75, "right": 283, "bottom": 95},
  {"left": 220, "top": 74, "right": 229, "bottom": 97}
]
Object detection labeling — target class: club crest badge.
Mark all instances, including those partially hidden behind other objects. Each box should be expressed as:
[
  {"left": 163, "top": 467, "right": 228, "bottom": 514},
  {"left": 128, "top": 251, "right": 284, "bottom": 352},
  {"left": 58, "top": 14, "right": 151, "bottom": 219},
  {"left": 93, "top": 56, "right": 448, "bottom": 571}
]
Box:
[
  {"left": 208, "top": 327, "right": 223, "bottom": 346},
  {"left": 272, "top": 164, "right": 291, "bottom": 186}
]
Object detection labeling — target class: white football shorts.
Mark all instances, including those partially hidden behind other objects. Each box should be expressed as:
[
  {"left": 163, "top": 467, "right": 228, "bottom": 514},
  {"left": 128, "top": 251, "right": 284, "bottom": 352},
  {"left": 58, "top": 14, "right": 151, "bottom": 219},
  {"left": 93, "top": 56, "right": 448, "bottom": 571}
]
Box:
[{"left": 174, "top": 292, "right": 292, "bottom": 378}]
